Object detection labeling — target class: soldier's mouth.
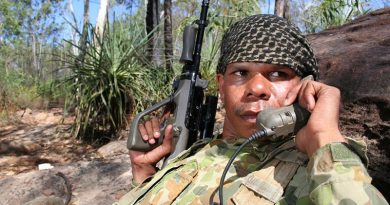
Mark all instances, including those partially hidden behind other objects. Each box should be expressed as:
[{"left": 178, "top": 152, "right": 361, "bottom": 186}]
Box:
[{"left": 240, "top": 111, "right": 260, "bottom": 123}]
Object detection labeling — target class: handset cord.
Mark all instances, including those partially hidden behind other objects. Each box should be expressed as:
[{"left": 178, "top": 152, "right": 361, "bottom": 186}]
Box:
[{"left": 216, "top": 129, "right": 268, "bottom": 205}]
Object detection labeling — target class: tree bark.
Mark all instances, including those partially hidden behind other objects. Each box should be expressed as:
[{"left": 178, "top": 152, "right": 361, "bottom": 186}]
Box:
[
  {"left": 74, "top": 0, "right": 89, "bottom": 124},
  {"left": 274, "top": 0, "right": 290, "bottom": 21},
  {"left": 283, "top": 0, "right": 290, "bottom": 22},
  {"left": 67, "top": 0, "right": 78, "bottom": 55},
  {"left": 163, "top": 0, "right": 173, "bottom": 80},
  {"left": 95, "top": 0, "right": 109, "bottom": 44},
  {"left": 274, "top": 0, "right": 283, "bottom": 17},
  {"left": 32, "top": 34, "right": 40, "bottom": 78},
  {"left": 78, "top": 0, "right": 89, "bottom": 65},
  {"left": 146, "top": 0, "right": 160, "bottom": 64}
]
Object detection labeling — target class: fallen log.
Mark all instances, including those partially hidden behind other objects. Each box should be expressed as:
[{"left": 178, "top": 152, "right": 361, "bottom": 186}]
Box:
[{"left": 308, "top": 7, "right": 390, "bottom": 201}]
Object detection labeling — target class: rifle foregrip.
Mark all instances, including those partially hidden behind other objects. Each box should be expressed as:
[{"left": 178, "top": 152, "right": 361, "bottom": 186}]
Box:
[{"left": 127, "top": 98, "right": 171, "bottom": 151}]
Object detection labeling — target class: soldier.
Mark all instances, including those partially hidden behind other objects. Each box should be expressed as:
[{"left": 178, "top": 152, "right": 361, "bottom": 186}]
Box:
[{"left": 115, "top": 15, "right": 388, "bottom": 204}]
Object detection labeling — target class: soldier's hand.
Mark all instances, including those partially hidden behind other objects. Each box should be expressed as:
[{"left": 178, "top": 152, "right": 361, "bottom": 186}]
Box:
[
  {"left": 284, "top": 79, "right": 346, "bottom": 157},
  {"left": 138, "top": 116, "right": 163, "bottom": 145},
  {"left": 129, "top": 116, "right": 173, "bottom": 184}
]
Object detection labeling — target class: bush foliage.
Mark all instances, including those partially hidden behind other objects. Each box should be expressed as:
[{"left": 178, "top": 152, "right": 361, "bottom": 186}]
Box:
[{"left": 62, "top": 19, "right": 171, "bottom": 143}]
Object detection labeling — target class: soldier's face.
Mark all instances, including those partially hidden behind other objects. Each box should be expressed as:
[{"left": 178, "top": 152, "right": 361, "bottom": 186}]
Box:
[{"left": 217, "top": 62, "right": 301, "bottom": 138}]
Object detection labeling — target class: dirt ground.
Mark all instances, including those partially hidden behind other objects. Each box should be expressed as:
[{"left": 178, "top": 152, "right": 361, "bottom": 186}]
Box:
[{"left": 0, "top": 108, "right": 101, "bottom": 179}]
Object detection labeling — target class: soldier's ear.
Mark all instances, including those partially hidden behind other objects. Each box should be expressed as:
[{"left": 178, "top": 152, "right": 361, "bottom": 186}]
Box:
[{"left": 216, "top": 74, "right": 224, "bottom": 101}]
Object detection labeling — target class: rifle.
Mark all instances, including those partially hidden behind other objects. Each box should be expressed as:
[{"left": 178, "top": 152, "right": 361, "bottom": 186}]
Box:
[{"left": 127, "top": 0, "right": 217, "bottom": 165}]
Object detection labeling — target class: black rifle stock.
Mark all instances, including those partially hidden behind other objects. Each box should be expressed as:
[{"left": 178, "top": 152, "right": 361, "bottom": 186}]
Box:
[{"left": 127, "top": 0, "right": 216, "bottom": 164}]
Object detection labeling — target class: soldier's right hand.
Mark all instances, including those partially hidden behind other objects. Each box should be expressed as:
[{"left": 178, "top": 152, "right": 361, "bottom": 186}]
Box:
[
  {"left": 129, "top": 116, "right": 173, "bottom": 184},
  {"left": 139, "top": 116, "right": 164, "bottom": 145}
]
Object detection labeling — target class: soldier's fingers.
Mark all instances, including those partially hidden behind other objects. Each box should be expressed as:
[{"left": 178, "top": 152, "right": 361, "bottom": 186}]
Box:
[
  {"left": 299, "top": 81, "right": 316, "bottom": 112},
  {"left": 138, "top": 124, "right": 149, "bottom": 141},
  {"left": 141, "top": 125, "right": 173, "bottom": 164},
  {"left": 295, "top": 81, "right": 308, "bottom": 110},
  {"left": 151, "top": 117, "right": 160, "bottom": 139},
  {"left": 284, "top": 81, "right": 302, "bottom": 106},
  {"left": 144, "top": 120, "right": 156, "bottom": 144},
  {"left": 144, "top": 120, "right": 153, "bottom": 136},
  {"left": 161, "top": 110, "right": 171, "bottom": 122},
  {"left": 158, "top": 124, "right": 173, "bottom": 155}
]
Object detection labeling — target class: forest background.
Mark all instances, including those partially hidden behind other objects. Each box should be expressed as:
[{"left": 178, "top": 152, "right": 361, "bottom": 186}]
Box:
[{"left": 0, "top": 0, "right": 389, "bottom": 144}]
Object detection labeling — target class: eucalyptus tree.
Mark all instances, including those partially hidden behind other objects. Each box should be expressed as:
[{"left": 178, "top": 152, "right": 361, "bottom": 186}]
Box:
[
  {"left": 0, "top": 0, "right": 65, "bottom": 113},
  {"left": 274, "top": 0, "right": 290, "bottom": 21},
  {"left": 79, "top": 0, "right": 90, "bottom": 65},
  {"left": 164, "top": 0, "right": 174, "bottom": 81},
  {"left": 291, "top": 0, "right": 370, "bottom": 33},
  {"left": 0, "top": 0, "right": 64, "bottom": 79},
  {"left": 146, "top": 0, "right": 161, "bottom": 64},
  {"left": 95, "top": 0, "right": 109, "bottom": 44}
]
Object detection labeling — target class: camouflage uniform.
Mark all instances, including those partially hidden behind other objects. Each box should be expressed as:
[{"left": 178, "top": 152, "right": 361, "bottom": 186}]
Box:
[
  {"left": 114, "top": 137, "right": 388, "bottom": 205},
  {"left": 115, "top": 14, "right": 388, "bottom": 205}
]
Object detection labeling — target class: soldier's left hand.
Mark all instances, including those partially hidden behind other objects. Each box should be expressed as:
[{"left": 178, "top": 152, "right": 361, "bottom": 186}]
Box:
[{"left": 284, "top": 79, "right": 346, "bottom": 157}]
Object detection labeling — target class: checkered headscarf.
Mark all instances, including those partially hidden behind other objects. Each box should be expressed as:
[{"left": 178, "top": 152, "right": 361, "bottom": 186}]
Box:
[{"left": 217, "top": 15, "right": 319, "bottom": 80}]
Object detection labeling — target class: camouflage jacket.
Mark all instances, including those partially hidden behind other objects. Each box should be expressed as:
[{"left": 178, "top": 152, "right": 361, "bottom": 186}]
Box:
[{"left": 114, "top": 137, "right": 388, "bottom": 205}]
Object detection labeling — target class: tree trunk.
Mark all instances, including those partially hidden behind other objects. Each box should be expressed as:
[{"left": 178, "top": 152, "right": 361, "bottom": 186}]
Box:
[
  {"left": 78, "top": 0, "right": 89, "bottom": 65},
  {"left": 67, "top": 0, "right": 78, "bottom": 55},
  {"left": 146, "top": 0, "right": 160, "bottom": 64},
  {"left": 32, "top": 34, "right": 39, "bottom": 78},
  {"left": 274, "top": 0, "right": 283, "bottom": 17},
  {"left": 95, "top": 0, "right": 109, "bottom": 44},
  {"left": 74, "top": 0, "right": 90, "bottom": 130},
  {"left": 38, "top": 40, "right": 43, "bottom": 80},
  {"left": 274, "top": 0, "right": 290, "bottom": 21},
  {"left": 283, "top": 0, "right": 290, "bottom": 21},
  {"left": 163, "top": 0, "right": 173, "bottom": 81}
]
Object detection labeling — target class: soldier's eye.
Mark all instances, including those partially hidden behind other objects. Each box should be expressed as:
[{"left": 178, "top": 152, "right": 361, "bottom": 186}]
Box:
[
  {"left": 269, "top": 71, "right": 288, "bottom": 80},
  {"left": 233, "top": 70, "right": 248, "bottom": 77}
]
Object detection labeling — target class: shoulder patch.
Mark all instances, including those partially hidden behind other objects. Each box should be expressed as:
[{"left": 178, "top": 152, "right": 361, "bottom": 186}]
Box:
[{"left": 330, "top": 143, "right": 360, "bottom": 162}]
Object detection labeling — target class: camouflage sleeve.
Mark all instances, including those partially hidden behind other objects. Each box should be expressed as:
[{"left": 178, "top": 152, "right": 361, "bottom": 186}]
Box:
[
  {"left": 112, "top": 176, "right": 152, "bottom": 205},
  {"left": 307, "top": 139, "right": 388, "bottom": 204}
]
